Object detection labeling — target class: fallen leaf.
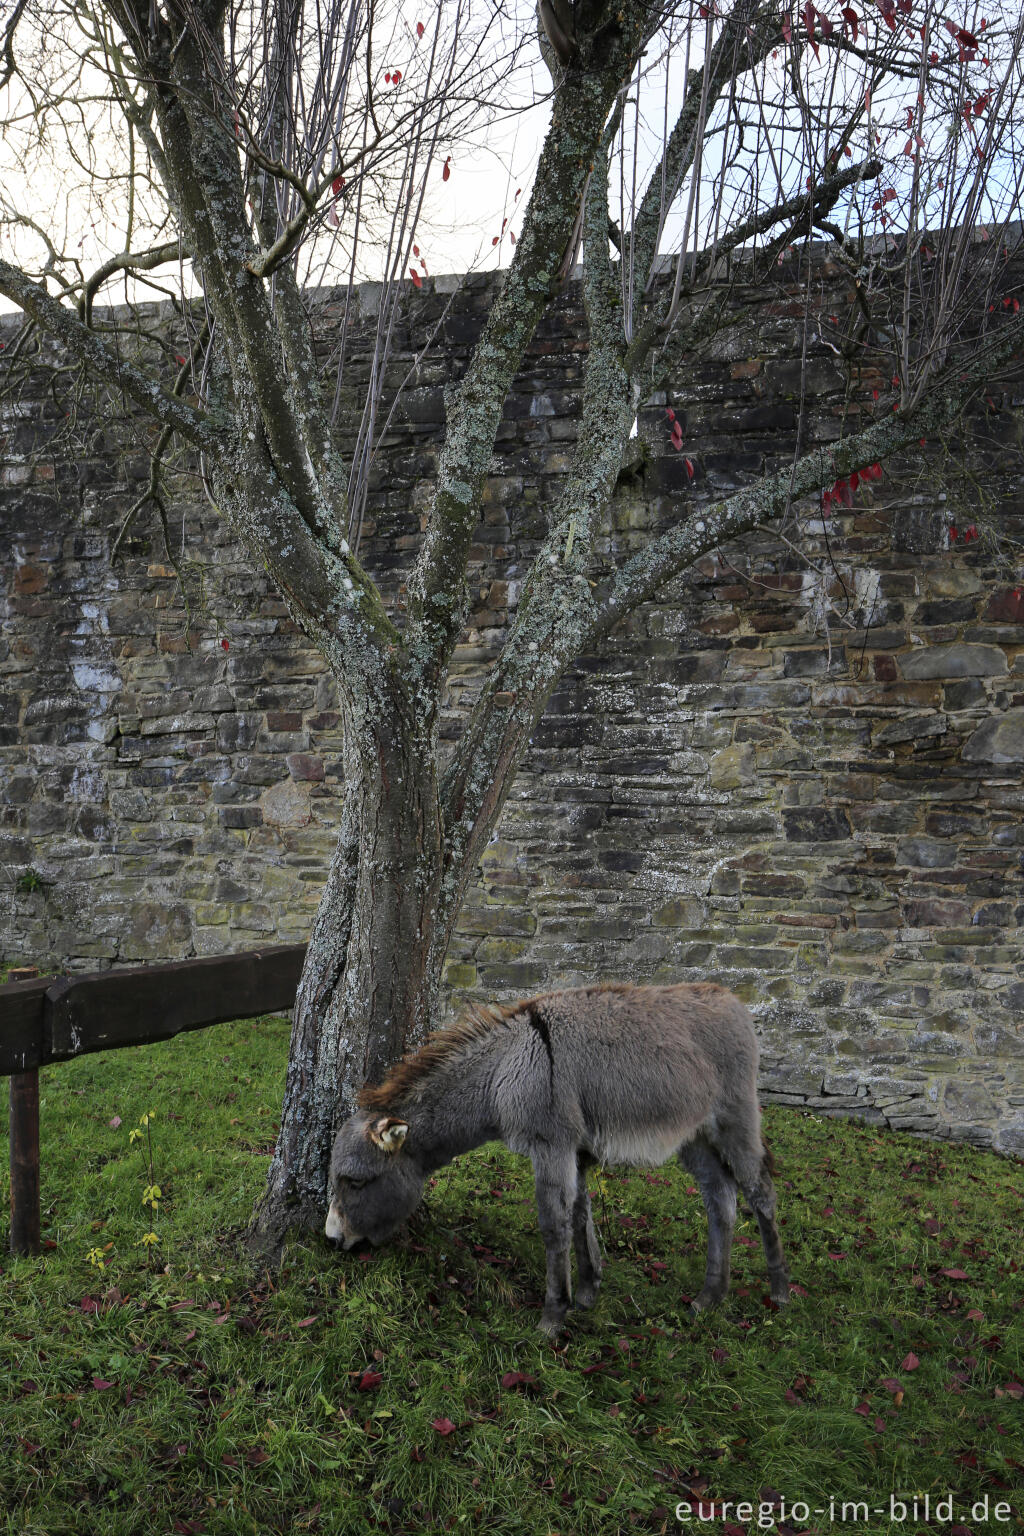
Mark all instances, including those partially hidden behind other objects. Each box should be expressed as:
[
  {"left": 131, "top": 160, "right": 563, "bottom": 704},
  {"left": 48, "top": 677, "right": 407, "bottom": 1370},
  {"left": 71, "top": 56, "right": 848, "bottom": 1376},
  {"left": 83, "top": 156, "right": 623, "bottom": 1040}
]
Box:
[
  {"left": 500, "top": 1371, "right": 537, "bottom": 1390},
  {"left": 431, "top": 1417, "right": 457, "bottom": 1437}
]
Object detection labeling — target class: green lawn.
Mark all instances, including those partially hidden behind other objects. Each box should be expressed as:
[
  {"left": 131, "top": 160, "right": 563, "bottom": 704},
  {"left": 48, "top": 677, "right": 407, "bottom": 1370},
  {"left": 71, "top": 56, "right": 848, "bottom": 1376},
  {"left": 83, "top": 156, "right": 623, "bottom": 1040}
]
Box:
[{"left": 0, "top": 1013, "right": 1021, "bottom": 1536}]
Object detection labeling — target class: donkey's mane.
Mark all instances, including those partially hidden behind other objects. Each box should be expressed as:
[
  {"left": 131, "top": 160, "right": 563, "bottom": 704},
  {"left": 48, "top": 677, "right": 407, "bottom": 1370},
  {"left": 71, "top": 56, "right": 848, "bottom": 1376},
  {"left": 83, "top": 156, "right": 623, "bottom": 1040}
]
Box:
[{"left": 357, "top": 1000, "right": 525, "bottom": 1111}]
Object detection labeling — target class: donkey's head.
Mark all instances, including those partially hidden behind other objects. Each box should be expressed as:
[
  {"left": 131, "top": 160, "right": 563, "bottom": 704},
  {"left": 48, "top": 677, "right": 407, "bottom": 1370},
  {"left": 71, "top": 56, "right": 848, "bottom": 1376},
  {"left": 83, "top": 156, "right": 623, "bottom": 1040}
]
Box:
[{"left": 325, "top": 1112, "right": 424, "bottom": 1248}]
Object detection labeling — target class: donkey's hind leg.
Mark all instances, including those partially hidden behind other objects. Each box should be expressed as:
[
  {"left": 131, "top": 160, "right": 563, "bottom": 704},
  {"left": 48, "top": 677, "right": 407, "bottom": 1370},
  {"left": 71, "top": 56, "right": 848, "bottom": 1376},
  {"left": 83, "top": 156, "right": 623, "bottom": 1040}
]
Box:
[
  {"left": 679, "top": 1139, "right": 737, "bottom": 1313},
  {"left": 709, "top": 1119, "right": 789, "bottom": 1307},
  {"left": 572, "top": 1153, "right": 602, "bottom": 1309}
]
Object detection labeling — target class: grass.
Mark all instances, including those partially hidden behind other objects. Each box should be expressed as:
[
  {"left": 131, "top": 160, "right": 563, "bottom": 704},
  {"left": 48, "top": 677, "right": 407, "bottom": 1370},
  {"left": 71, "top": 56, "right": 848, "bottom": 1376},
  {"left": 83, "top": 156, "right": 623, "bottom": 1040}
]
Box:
[{"left": 0, "top": 1013, "right": 1021, "bottom": 1536}]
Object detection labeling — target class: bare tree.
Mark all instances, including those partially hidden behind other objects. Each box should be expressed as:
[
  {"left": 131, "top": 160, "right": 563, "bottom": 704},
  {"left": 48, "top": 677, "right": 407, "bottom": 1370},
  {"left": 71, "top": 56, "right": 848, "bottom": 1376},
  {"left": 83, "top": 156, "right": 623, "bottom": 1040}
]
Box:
[{"left": 1, "top": 0, "right": 1022, "bottom": 1248}]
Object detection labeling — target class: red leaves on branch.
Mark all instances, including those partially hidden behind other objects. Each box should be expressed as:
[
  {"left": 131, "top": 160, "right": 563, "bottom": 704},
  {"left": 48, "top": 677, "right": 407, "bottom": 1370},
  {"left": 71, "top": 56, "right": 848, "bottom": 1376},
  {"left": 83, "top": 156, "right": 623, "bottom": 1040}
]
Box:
[
  {"left": 442, "top": 156, "right": 451, "bottom": 182},
  {"left": 409, "top": 268, "right": 422, "bottom": 288},
  {"left": 802, "top": 1, "right": 820, "bottom": 58},
  {"left": 416, "top": 20, "right": 425, "bottom": 36},
  {"left": 331, "top": 174, "right": 345, "bottom": 196},
  {"left": 878, "top": 0, "right": 897, "bottom": 32},
  {"left": 823, "top": 461, "right": 882, "bottom": 514},
  {"left": 841, "top": 6, "right": 859, "bottom": 41}
]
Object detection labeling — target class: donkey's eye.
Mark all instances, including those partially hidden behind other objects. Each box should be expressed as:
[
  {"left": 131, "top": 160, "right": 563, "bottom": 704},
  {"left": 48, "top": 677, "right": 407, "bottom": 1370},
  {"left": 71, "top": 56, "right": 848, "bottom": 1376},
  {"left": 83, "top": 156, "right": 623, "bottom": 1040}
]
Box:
[{"left": 340, "top": 1176, "right": 369, "bottom": 1192}]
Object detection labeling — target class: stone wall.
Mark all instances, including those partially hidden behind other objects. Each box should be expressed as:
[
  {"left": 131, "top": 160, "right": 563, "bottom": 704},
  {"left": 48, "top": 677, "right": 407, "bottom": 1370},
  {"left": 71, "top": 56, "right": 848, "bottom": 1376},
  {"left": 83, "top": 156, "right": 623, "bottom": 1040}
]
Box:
[{"left": 2, "top": 262, "right": 1023, "bottom": 1154}]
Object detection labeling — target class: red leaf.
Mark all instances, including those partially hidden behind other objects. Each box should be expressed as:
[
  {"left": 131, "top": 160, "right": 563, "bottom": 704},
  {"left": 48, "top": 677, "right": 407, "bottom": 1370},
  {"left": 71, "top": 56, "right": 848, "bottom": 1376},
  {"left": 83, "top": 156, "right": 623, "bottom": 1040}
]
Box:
[
  {"left": 442, "top": 156, "right": 451, "bottom": 182},
  {"left": 828, "top": 1250, "right": 847, "bottom": 1260},
  {"left": 431, "top": 1417, "right": 457, "bottom": 1436},
  {"left": 413, "top": 244, "right": 420, "bottom": 257},
  {"left": 781, "top": 11, "right": 792, "bottom": 42},
  {"left": 881, "top": 1377, "right": 902, "bottom": 1394},
  {"left": 685, "top": 458, "right": 695, "bottom": 480},
  {"left": 357, "top": 1370, "right": 383, "bottom": 1390},
  {"left": 854, "top": 1400, "right": 871, "bottom": 1416},
  {"left": 416, "top": 20, "right": 424, "bottom": 36},
  {"left": 941, "top": 1268, "right": 969, "bottom": 1280},
  {"left": 500, "top": 1371, "right": 538, "bottom": 1390},
  {"left": 92, "top": 1377, "right": 114, "bottom": 1391},
  {"left": 295, "top": 1316, "right": 317, "bottom": 1328},
  {"left": 841, "top": 6, "right": 859, "bottom": 40},
  {"left": 956, "top": 27, "right": 978, "bottom": 47},
  {"left": 410, "top": 268, "right": 423, "bottom": 288},
  {"left": 665, "top": 406, "right": 676, "bottom": 422},
  {"left": 332, "top": 174, "right": 345, "bottom": 196},
  {"left": 901, "top": 1352, "right": 920, "bottom": 1371},
  {"left": 221, "top": 638, "right": 229, "bottom": 651}
]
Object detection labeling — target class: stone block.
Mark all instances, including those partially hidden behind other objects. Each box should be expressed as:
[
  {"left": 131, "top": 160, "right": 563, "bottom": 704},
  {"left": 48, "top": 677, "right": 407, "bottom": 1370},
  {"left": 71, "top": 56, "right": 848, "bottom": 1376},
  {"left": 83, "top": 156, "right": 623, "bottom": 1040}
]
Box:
[
  {"left": 782, "top": 807, "right": 851, "bottom": 842},
  {"left": 962, "top": 708, "right": 1024, "bottom": 764},
  {"left": 709, "top": 743, "right": 756, "bottom": 790},
  {"left": 900, "top": 643, "right": 1007, "bottom": 679}
]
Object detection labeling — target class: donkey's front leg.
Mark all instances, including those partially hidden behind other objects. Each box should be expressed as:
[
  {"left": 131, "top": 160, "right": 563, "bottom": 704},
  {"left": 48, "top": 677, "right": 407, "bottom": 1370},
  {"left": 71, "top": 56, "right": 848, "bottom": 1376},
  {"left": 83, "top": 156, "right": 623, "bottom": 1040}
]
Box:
[{"left": 532, "top": 1147, "right": 576, "bottom": 1338}]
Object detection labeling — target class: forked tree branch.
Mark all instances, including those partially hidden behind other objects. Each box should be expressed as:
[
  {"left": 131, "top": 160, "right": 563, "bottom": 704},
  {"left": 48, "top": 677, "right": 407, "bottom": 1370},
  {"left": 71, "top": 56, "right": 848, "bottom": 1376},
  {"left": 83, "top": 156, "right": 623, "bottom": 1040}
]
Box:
[{"left": 0, "top": 256, "right": 226, "bottom": 453}]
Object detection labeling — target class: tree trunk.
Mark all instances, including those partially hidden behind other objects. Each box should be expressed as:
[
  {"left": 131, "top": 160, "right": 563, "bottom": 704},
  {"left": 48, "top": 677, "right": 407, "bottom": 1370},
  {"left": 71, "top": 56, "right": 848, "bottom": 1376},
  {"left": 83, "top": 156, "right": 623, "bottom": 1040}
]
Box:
[{"left": 248, "top": 721, "right": 444, "bottom": 1253}]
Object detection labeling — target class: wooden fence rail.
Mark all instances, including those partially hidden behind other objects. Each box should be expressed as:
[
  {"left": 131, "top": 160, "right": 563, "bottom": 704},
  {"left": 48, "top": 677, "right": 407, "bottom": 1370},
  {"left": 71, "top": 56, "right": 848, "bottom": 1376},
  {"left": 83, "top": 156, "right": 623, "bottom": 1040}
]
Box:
[{"left": 2, "top": 944, "right": 306, "bottom": 1256}]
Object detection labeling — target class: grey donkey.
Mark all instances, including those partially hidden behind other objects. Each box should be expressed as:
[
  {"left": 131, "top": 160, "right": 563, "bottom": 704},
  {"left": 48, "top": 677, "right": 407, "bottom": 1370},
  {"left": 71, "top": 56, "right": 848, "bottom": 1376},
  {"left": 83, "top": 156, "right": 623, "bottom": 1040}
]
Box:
[{"left": 326, "top": 982, "right": 789, "bottom": 1336}]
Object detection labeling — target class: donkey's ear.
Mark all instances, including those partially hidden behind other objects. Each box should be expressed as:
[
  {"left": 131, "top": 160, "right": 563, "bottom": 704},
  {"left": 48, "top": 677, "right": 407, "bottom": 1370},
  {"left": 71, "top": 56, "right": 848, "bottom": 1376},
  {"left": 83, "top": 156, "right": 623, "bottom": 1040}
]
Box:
[{"left": 369, "top": 1116, "right": 409, "bottom": 1152}]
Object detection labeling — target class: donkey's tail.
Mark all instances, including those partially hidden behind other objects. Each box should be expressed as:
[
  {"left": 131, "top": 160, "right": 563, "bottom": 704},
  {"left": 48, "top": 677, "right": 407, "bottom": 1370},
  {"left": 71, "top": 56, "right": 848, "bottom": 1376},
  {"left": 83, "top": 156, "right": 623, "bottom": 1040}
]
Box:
[{"left": 761, "top": 1133, "right": 779, "bottom": 1180}]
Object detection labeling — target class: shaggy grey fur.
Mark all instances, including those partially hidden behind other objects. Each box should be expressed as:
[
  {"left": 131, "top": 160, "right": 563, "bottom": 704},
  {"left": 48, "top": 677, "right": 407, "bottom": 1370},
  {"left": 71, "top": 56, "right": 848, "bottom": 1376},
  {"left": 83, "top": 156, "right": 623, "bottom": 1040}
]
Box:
[{"left": 326, "top": 982, "right": 789, "bottom": 1335}]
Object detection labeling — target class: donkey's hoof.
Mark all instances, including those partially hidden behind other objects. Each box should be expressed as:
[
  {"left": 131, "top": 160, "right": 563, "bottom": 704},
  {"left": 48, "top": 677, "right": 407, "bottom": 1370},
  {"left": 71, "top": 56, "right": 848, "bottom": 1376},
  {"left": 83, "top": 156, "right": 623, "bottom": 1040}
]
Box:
[
  {"left": 538, "top": 1310, "right": 568, "bottom": 1339},
  {"left": 689, "top": 1287, "right": 726, "bottom": 1316},
  {"left": 770, "top": 1275, "right": 791, "bottom": 1307},
  {"left": 576, "top": 1280, "right": 601, "bottom": 1310}
]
